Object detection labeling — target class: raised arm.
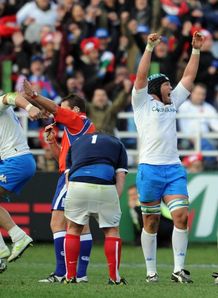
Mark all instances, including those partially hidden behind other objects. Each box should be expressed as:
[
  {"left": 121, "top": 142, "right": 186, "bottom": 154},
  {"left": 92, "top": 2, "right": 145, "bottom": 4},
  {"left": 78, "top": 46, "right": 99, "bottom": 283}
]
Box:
[
  {"left": 134, "top": 33, "right": 161, "bottom": 90},
  {"left": 23, "top": 80, "right": 58, "bottom": 114},
  {"left": 2, "top": 92, "right": 41, "bottom": 120},
  {"left": 180, "top": 32, "right": 204, "bottom": 92}
]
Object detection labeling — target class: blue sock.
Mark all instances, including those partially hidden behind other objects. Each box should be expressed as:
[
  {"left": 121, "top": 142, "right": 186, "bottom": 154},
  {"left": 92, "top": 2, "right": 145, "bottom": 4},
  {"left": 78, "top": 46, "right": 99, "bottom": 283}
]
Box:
[
  {"left": 53, "top": 231, "right": 66, "bottom": 276},
  {"left": 77, "top": 233, "right": 93, "bottom": 278}
]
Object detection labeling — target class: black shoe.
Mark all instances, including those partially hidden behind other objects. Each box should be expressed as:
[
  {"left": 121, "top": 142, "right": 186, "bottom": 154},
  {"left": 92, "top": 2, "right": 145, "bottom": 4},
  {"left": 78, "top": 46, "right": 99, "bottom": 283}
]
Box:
[
  {"left": 146, "top": 273, "right": 159, "bottom": 283},
  {"left": 212, "top": 272, "right": 218, "bottom": 285},
  {"left": 108, "top": 278, "right": 128, "bottom": 285},
  {"left": 64, "top": 277, "right": 77, "bottom": 284},
  {"left": 171, "top": 269, "right": 193, "bottom": 284},
  {"left": 38, "top": 272, "right": 65, "bottom": 283}
]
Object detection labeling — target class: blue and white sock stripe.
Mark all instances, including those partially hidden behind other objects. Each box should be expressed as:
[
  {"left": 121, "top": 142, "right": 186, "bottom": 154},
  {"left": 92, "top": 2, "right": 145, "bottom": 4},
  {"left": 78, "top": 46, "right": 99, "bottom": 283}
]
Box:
[
  {"left": 80, "top": 233, "right": 92, "bottom": 241},
  {"left": 53, "top": 231, "right": 66, "bottom": 240},
  {"left": 167, "top": 198, "right": 189, "bottom": 212},
  {"left": 141, "top": 204, "right": 161, "bottom": 215}
]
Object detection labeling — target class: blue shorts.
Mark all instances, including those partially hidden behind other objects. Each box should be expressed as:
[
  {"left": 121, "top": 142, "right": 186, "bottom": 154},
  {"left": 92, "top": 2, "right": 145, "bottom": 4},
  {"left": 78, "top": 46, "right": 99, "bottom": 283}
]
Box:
[
  {"left": 52, "top": 173, "right": 67, "bottom": 211},
  {"left": 0, "top": 154, "right": 36, "bottom": 195},
  {"left": 136, "top": 163, "right": 188, "bottom": 203}
]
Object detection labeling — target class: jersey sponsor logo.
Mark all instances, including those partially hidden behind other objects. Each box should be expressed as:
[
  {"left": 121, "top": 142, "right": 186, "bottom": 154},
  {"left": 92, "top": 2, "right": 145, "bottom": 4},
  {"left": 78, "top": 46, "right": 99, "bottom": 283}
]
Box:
[
  {"left": 0, "top": 174, "right": 7, "bottom": 183},
  {"left": 152, "top": 106, "right": 177, "bottom": 113}
]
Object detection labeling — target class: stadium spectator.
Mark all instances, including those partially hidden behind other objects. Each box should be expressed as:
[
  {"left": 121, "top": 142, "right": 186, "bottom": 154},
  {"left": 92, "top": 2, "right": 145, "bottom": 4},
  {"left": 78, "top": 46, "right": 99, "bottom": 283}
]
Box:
[
  {"left": 132, "top": 31, "right": 204, "bottom": 283},
  {"left": 178, "top": 83, "right": 218, "bottom": 168},
  {"left": 87, "top": 81, "right": 132, "bottom": 135},
  {"left": 64, "top": 132, "right": 128, "bottom": 284},
  {"left": 16, "top": 0, "right": 57, "bottom": 28},
  {"left": 0, "top": 91, "right": 40, "bottom": 272},
  {"left": 0, "top": 0, "right": 217, "bottom": 170},
  {"left": 182, "top": 153, "right": 204, "bottom": 174},
  {"left": 195, "top": 29, "right": 218, "bottom": 102},
  {"left": 23, "top": 80, "right": 95, "bottom": 283}
]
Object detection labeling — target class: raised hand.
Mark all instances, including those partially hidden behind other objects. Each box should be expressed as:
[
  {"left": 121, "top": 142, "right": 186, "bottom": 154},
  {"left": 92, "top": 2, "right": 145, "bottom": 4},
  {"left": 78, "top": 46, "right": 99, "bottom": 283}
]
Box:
[
  {"left": 146, "top": 33, "right": 161, "bottom": 52},
  {"left": 192, "top": 31, "right": 204, "bottom": 49},
  {"left": 23, "top": 80, "right": 35, "bottom": 99},
  {"left": 147, "top": 33, "right": 161, "bottom": 47}
]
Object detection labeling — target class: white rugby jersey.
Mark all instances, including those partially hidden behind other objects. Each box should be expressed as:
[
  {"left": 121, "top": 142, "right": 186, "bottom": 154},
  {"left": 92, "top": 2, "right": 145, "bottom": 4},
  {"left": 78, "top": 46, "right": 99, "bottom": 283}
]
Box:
[
  {"left": 0, "top": 95, "right": 30, "bottom": 160},
  {"left": 132, "top": 82, "right": 190, "bottom": 165}
]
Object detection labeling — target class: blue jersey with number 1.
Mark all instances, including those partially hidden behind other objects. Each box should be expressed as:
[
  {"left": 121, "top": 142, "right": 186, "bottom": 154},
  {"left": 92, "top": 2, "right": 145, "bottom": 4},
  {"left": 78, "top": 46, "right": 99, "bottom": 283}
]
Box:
[{"left": 66, "top": 133, "right": 128, "bottom": 184}]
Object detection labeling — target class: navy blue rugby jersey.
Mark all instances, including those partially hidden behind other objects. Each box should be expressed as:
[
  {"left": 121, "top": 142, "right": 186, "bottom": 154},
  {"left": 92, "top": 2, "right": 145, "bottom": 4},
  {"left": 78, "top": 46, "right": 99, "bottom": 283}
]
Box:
[{"left": 66, "top": 133, "right": 128, "bottom": 184}]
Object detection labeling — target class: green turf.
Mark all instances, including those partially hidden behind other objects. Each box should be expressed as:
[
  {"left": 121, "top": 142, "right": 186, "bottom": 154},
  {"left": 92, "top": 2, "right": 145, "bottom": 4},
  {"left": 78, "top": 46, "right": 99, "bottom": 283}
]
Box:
[{"left": 0, "top": 244, "right": 217, "bottom": 298}]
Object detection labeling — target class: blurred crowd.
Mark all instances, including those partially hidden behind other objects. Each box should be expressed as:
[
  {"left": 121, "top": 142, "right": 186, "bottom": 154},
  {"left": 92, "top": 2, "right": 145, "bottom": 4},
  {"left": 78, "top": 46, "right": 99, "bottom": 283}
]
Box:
[{"left": 0, "top": 0, "right": 218, "bottom": 170}]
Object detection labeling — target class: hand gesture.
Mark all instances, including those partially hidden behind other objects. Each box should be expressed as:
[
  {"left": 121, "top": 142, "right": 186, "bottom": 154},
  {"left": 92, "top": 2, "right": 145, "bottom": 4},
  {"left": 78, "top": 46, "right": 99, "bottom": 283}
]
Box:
[
  {"left": 23, "top": 80, "right": 35, "bottom": 99},
  {"left": 44, "top": 123, "right": 57, "bottom": 143},
  {"left": 192, "top": 31, "right": 204, "bottom": 49},
  {"left": 28, "top": 106, "right": 41, "bottom": 121},
  {"left": 147, "top": 33, "right": 161, "bottom": 47}
]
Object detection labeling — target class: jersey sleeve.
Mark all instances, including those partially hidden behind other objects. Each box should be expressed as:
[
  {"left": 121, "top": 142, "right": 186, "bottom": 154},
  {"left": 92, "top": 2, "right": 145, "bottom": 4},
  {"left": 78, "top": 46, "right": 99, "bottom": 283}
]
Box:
[
  {"left": 116, "top": 143, "right": 128, "bottom": 173},
  {"left": 171, "top": 82, "right": 190, "bottom": 109},
  {"left": 54, "top": 106, "right": 84, "bottom": 132},
  {"left": 0, "top": 95, "right": 9, "bottom": 112},
  {"left": 131, "top": 85, "right": 152, "bottom": 112}
]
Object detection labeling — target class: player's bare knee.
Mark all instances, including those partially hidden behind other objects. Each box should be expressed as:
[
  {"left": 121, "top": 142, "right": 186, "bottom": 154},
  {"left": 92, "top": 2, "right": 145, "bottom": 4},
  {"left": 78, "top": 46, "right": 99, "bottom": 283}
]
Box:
[
  {"left": 50, "top": 210, "right": 66, "bottom": 233},
  {"left": 173, "top": 210, "right": 188, "bottom": 229},
  {"left": 141, "top": 203, "right": 161, "bottom": 233},
  {"left": 167, "top": 198, "right": 189, "bottom": 229},
  {"left": 143, "top": 214, "right": 160, "bottom": 233},
  {"left": 82, "top": 224, "right": 90, "bottom": 234}
]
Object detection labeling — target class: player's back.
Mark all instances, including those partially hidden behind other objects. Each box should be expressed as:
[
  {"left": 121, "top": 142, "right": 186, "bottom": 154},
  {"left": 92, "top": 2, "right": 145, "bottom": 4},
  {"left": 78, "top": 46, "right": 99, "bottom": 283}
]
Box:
[
  {"left": 0, "top": 107, "right": 30, "bottom": 160},
  {"left": 68, "top": 133, "right": 127, "bottom": 174}
]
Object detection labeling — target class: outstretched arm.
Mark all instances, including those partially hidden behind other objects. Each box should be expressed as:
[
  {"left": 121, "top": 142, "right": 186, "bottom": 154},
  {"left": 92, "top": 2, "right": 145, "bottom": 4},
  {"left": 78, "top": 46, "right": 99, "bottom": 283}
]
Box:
[
  {"left": 23, "top": 80, "right": 58, "bottom": 114},
  {"left": 2, "top": 92, "right": 41, "bottom": 120},
  {"left": 180, "top": 31, "right": 204, "bottom": 92},
  {"left": 134, "top": 33, "right": 161, "bottom": 90}
]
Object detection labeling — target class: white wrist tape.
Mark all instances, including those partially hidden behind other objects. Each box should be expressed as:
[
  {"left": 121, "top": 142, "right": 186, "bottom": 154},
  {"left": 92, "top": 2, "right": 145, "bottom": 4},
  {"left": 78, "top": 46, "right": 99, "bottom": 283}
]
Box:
[
  {"left": 145, "top": 43, "right": 154, "bottom": 52},
  {"left": 25, "top": 103, "right": 33, "bottom": 112},
  {"left": 5, "top": 92, "right": 17, "bottom": 105},
  {"left": 192, "top": 48, "right": 200, "bottom": 55}
]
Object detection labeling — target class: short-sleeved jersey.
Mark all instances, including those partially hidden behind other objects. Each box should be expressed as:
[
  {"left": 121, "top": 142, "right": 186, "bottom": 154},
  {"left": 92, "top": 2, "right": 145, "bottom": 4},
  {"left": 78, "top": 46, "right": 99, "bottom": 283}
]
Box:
[
  {"left": 0, "top": 96, "right": 30, "bottom": 160},
  {"left": 66, "top": 133, "right": 128, "bottom": 181},
  {"left": 54, "top": 106, "right": 95, "bottom": 173},
  {"left": 132, "top": 82, "right": 190, "bottom": 165}
]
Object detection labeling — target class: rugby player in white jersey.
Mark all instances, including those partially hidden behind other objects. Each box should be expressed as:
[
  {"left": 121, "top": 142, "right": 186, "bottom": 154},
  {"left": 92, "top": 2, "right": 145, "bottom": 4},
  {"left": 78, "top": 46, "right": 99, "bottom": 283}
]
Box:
[
  {"left": 0, "top": 92, "right": 41, "bottom": 273},
  {"left": 132, "top": 32, "right": 204, "bottom": 283}
]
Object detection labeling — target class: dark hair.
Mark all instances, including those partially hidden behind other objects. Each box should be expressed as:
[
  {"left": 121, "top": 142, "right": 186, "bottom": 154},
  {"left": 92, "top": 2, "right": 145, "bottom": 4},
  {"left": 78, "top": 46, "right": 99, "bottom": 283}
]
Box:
[{"left": 61, "top": 93, "right": 86, "bottom": 113}]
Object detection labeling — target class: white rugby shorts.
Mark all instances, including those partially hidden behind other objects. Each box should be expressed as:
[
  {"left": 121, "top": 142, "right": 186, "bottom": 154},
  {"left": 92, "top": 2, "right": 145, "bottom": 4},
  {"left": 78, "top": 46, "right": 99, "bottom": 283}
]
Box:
[{"left": 64, "top": 182, "right": 122, "bottom": 228}]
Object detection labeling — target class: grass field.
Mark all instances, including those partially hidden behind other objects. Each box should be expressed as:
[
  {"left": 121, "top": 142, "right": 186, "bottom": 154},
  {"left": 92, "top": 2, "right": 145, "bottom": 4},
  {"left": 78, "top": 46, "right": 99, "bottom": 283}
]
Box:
[{"left": 0, "top": 243, "right": 217, "bottom": 298}]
